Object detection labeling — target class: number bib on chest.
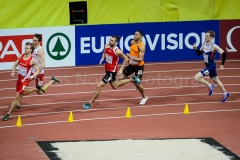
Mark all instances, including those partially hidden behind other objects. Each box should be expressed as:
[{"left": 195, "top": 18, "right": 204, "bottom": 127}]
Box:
[
  {"left": 203, "top": 53, "right": 208, "bottom": 63},
  {"left": 106, "top": 54, "right": 113, "bottom": 64},
  {"left": 18, "top": 65, "right": 27, "bottom": 76}
]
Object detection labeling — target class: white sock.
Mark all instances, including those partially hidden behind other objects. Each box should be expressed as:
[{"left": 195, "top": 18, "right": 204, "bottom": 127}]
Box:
[
  {"left": 208, "top": 84, "right": 212, "bottom": 88},
  {"left": 223, "top": 92, "right": 228, "bottom": 96}
]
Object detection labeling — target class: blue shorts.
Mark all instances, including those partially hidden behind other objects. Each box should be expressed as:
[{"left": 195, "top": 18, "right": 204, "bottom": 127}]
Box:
[{"left": 200, "top": 66, "right": 217, "bottom": 78}]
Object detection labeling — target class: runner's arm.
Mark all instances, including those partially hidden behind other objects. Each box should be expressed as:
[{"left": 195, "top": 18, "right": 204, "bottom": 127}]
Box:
[
  {"left": 38, "top": 48, "right": 45, "bottom": 72},
  {"left": 116, "top": 49, "right": 129, "bottom": 72},
  {"left": 31, "top": 58, "right": 40, "bottom": 79},
  {"left": 213, "top": 44, "right": 227, "bottom": 65},
  {"left": 99, "top": 47, "right": 106, "bottom": 65},
  {"left": 193, "top": 43, "right": 203, "bottom": 56},
  {"left": 11, "top": 54, "right": 21, "bottom": 77}
]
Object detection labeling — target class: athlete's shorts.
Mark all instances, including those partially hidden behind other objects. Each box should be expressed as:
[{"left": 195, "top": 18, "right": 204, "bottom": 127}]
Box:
[
  {"left": 123, "top": 64, "right": 144, "bottom": 80},
  {"left": 16, "top": 80, "right": 31, "bottom": 95},
  {"left": 102, "top": 71, "right": 117, "bottom": 84},
  {"left": 200, "top": 66, "right": 217, "bottom": 78},
  {"left": 32, "top": 73, "right": 44, "bottom": 87}
]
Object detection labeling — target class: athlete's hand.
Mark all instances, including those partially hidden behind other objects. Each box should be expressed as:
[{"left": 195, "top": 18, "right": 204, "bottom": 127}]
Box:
[
  {"left": 117, "top": 69, "right": 123, "bottom": 75},
  {"left": 99, "top": 58, "right": 104, "bottom": 65},
  {"left": 126, "top": 53, "right": 131, "bottom": 58},
  {"left": 11, "top": 72, "right": 14, "bottom": 78},
  {"left": 220, "top": 65, "right": 224, "bottom": 70},
  {"left": 192, "top": 43, "right": 197, "bottom": 50},
  {"left": 28, "top": 76, "right": 34, "bottom": 80}
]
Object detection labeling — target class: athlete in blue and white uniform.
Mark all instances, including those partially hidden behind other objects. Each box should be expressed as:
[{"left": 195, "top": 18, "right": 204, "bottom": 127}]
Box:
[{"left": 193, "top": 30, "right": 230, "bottom": 102}]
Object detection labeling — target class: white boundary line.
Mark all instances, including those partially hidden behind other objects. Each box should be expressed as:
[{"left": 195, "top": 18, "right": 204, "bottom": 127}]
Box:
[
  {"left": 0, "top": 59, "right": 239, "bottom": 73},
  {"left": 0, "top": 77, "right": 240, "bottom": 91},
  {"left": 1, "top": 106, "right": 240, "bottom": 129},
  {"left": 0, "top": 68, "right": 240, "bottom": 82},
  {"left": 0, "top": 92, "right": 239, "bottom": 108},
  {"left": 0, "top": 83, "right": 240, "bottom": 91},
  {"left": 4, "top": 100, "right": 240, "bottom": 118}
]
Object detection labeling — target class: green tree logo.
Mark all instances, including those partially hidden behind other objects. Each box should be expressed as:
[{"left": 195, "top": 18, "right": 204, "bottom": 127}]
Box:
[{"left": 47, "top": 33, "right": 71, "bottom": 60}]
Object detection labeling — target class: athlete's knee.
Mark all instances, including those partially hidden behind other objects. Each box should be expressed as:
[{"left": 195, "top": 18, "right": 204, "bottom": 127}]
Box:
[
  {"left": 14, "top": 94, "right": 22, "bottom": 101},
  {"left": 194, "top": 75, "right": 199, "bottom": 81},
  {"left": 212, "top": 78, "right": 221, "bottom": 84}
]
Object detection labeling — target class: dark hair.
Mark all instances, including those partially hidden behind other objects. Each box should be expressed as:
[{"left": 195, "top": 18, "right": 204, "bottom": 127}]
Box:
[
  {"left": 34, "top": 33, "right": 42, "bottom": 42},
  {"left": 206, "top": 30, "right": 215, "bottom": 38},
  {"left": 25, "top": 42, "right": 34, "bottom": 53},
  {"left": 112, "top": 35, "right": 121, "bottom": 42},
  {"left": 136, "top": 30, "right": 144, "bottom": 36}
]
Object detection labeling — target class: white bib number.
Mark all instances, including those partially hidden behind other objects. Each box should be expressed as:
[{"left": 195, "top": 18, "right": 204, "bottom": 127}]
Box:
[
  {"left": 18, "top": 66, "right": 27, "bottom": 76},
  {"left": 22, "top": 85, "right": 27, "bottom": 91},
  {"left": 137, "top": 70, "right": 143, "bottom": 75},
  {"left": 204, "top": 70, "right": 209, "bottom": 75},
  {"left": 106, "top": 54, "right": 113, "bottom": 64},
  {"left": 203, "top": 53, "right": 208, "bottom": 63}
]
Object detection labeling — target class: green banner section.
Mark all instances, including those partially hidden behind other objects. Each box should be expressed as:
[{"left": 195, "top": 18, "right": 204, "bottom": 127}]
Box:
[{"left": 0, "top": 0, "right": 239, "bottom": 29}]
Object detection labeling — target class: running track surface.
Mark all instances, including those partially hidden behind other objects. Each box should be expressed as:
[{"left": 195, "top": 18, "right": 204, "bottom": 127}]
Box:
[{"left": 0, "top": 60, "right": 240, "bottom": 159}]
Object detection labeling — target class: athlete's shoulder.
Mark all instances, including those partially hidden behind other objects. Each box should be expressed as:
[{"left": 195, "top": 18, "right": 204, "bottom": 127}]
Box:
[{"left": 131, "top": 40, "right": 136, "bottom": 45}]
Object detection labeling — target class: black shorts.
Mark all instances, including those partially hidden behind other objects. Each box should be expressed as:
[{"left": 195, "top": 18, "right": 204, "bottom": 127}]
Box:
[
  {"left": 122, "top": 64, "right": 144, "bottom": 80},
  {"left": 102, "top": 71, "right": 117, "bottom": 84}
]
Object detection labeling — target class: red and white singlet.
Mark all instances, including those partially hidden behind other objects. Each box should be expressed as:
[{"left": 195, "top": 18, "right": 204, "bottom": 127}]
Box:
[
  {"left": 17, "top": 55, "right": 33, "bottom": 82},
  {"left": 104, "top": 46, "right": 119, "bottom": 72}
]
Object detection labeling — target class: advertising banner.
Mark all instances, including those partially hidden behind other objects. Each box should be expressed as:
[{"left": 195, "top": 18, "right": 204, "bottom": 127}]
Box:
[
  {"left": 0, "top": 26, "right": 75, "bottom": 70},
  {"left": 75, "top": 21, "right": 219, "bottom": 66},
  {"left": 220, "top": 20, "right": 240, "bottom": 59}
]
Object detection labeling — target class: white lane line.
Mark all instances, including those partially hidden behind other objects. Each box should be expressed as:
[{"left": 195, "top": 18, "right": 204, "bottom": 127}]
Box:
[
  {"left": 0, "top": 82, "right": 240, "bottom": 91},
  {"left": 4, "top": 99, "right": 240, "bottom": 118},
  {"left": 0, "top": 83, "right": 239, "bottom": 100},
  {"left": 0, "top": 59, "right": 239, "bottom": 73},
  {"left": 1, "top": 107, "right": 240, "bottom": 129},
  {"left": 0, "top": 69, "right": 240, "bottom": 82},
  {"left": 0, "top": 77, "right": 240, "bottom": 91},
  {"left": 0, "top": 92, "right": 240, "bottom": 108}
]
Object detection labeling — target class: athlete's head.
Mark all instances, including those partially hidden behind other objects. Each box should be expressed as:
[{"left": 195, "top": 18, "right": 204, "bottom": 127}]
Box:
[
  {"left": 205, "top": 30, "right": 215, "bottom": 42},
  {"left": 32, "top": 33, "right": 42, "bottom": 47},
  {"left": 25, "top": 42, "right": 34, "bottom": 54},
  {"left": 109, "top": 35, "right": 121, "bottom": 47},
  {"left": 134, "top": 30, "right": 144, "bottom": 41}
]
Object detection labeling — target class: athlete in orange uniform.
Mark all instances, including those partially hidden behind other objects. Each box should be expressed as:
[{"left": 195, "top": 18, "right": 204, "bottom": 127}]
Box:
[
  {"left": 3, "top": 42, "right": 39, "bottom": 121},
  {"left": 121, "top": 30, "right": 148, "bottom": 105}
]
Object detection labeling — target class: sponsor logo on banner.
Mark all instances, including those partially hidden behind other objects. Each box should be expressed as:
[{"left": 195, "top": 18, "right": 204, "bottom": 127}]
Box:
[
  {"left": 0, "top": 26, "right": 75, "bottom": 70},
  {"left": 75, "top": 21, "right": 219, "bottom": 65},
  {"left": 220, "top": 20, "right": 240, "bottom": 59},
  {"left": 46, "top": 33, "right": 71, "bottom": 60},
  {"left": 79, "top": 32, "right": 207, "bottom": 54},
  {"left": 0, "top": 35, "right": 33, "bottom": 62}
]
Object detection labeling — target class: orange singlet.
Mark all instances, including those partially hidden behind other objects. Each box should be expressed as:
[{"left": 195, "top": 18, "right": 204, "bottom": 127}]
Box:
[{"left": 129, "top": 40, "right": 144, "bottom": 66}]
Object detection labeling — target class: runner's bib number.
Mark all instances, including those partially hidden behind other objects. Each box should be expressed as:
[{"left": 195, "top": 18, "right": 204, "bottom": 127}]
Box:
[
  {"left": 203, "top": 53, "right": 208, "bottom": 63},
  {"left": 106, "top": 54, "right": 113, "bottom": 64},
  {"left": 18, "top": 65, "right": 27, "bottom": 76}
]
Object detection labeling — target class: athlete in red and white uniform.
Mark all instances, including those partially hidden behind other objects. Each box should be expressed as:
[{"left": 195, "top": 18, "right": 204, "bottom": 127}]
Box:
[
  {"left": 82, "top": 35, "right": 141, "bottom": 109},
  {"left": 3, "top": 42, "right": 39, "bottom": 121},
  {"left": 15, "top": 34, "right": 60, "bottom": 110}
]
